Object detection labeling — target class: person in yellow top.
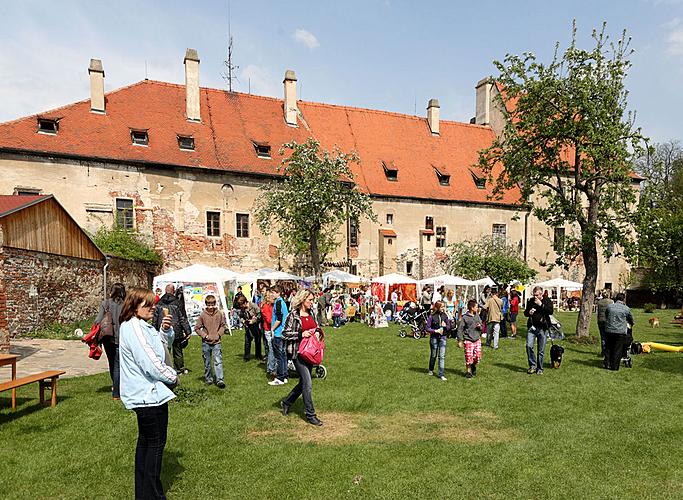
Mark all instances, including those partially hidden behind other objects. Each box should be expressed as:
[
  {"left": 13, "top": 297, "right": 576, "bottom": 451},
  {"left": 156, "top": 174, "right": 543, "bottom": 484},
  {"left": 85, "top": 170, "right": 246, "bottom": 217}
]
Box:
[{"left": 483, "top": 288, "right": 503, "bottom": 349}]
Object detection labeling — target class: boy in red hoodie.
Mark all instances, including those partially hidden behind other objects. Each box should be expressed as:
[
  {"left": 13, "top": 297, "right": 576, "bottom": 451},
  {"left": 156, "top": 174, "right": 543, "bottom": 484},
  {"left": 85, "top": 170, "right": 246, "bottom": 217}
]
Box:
[{"left": 195, "top": 295, "right": 227, "bottom": 388}]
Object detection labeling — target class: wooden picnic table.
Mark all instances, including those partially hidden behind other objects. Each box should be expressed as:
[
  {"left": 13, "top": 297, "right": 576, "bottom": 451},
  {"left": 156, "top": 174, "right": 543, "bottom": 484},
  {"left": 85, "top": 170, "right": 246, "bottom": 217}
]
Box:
[{"left": 0, "top": 353, "right": 19, "bottom": 410}]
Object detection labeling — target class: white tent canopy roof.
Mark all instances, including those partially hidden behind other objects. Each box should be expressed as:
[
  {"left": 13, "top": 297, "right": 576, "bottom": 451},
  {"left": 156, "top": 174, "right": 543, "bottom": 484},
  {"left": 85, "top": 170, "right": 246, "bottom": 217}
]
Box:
[
  {"left": 304, "top": 270, "right": 364, "bottom": 284},
  {"left": 419, "top": 274, "right": 476, "bottom": 286},
  {"left": 473, "top": 277, "right": 496, "bottom": 287},
  {"left": 371, "top": 273, "right": 418, "bottom": 284},
  {"left": 237, "top": 268, "right": 301, "bottom": 282},
  {"left": 533, "top": 277, "right": 583, "bottom": 291},
  {"left": 153, "top": 263, "right": 239, "bottom": 284}
]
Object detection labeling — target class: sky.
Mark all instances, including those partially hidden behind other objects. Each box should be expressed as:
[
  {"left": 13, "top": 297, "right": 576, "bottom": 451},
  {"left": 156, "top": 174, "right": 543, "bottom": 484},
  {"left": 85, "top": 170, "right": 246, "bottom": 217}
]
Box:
[{"left": 1, "top": 0, "right": 682, "bottom": 142}]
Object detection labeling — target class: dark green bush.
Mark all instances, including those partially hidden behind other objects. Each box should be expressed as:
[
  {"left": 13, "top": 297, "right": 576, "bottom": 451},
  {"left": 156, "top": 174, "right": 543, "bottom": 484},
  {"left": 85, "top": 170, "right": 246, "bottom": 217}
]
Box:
[
  {"left": 92, "top": 226, "right": 162, "bottom": 265},
  {"left": 643, "top": 303, "right": 657, "bottom": 313}
]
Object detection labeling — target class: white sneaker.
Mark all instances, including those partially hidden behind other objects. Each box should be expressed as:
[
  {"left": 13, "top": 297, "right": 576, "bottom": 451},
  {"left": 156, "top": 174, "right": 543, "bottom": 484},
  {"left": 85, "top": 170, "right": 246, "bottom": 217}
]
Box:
[
  {"left": 439, "top": 376, "right": 447, "bottom": 381},
  {"left": 428, "top": 370, "right": 434, "bottom": 376},
  {"left": 283, "top": 378, "right": 289, "bottom": 384},
  {"left": 268, "top": 379, "right": 284, "bottom": 386}
]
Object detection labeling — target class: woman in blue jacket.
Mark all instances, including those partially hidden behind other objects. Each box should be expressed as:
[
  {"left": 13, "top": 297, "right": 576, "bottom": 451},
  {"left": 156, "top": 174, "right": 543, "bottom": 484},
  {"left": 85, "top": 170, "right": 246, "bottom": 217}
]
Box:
[{"left": 119, "top": 288, "right": 178, "bottom": 500}]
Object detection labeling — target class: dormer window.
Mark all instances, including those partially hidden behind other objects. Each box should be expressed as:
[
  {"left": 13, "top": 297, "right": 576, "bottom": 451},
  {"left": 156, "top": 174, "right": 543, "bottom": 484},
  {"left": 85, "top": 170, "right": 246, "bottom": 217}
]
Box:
[
  {"left": 253, "top": 142, "right": 271, "bottom": 159},
  {"left": 471, "top": 171, "right": 486, "bottom": 189},
  {"left": 178, "top": 135, "right": 195, "bottom": 150},
  {"left": 37, "top": 119, "right": 58, "bottom": 135},
  {"left": 434, "top": 166, "right": 450, "bottom": 186},
  {"left": 131, "top": 130, "right": 149, "bottom": 146},
  {"left": 382, "top": 161, "right": 398, "bottom": 181}
]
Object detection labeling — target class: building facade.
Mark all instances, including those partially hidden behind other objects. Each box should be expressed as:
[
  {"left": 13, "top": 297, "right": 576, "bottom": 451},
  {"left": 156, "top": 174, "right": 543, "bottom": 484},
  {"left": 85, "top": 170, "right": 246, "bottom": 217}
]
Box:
[{"left": 0, "top": 49, "right": 635, "bottom": 290}]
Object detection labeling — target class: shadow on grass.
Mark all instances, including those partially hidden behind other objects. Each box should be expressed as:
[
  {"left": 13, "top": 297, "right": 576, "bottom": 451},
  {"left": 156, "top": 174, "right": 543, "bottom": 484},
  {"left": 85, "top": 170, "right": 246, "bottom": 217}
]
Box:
[
  {"left": 162, "top": 449, "right": 185, "bottom": 493},
  {"left": 638, "top": 355, "right": 683, "bottom": 376},
  {"left": 96, "top": 385, "right": 113, "bottom": 393},
  {"left": 492, "top": 363, "right": 528, "bottom": 373},
  {"left": 571, "top": 358, "right": 605, "bottom": 369},
  {"left": 0, "top": 395, "right": 72, "bottom": 424}
]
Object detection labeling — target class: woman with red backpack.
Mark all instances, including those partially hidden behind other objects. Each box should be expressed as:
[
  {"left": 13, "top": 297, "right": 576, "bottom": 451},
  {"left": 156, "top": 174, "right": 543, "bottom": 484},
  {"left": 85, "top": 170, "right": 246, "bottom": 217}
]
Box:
[{"left": 94, "top": 283, "right": 126, "bottom": 400}]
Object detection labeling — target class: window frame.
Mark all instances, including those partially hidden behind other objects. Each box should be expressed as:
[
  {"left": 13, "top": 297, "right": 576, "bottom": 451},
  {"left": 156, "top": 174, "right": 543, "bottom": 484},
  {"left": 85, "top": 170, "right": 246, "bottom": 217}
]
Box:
[
  {"left": 406, "top": 261, "right": 414, "bottom": 275},
  {"left": 236, "top": 213, "right": 250, "bottom": 238},
  {"left": 115, "top": 198, "right": 135, "bottom": 230},
  {"left": 425, "top": 216, "right": 434, "bottom": 231},
  {"left": 130, "top": 129, "right": 149, "bottom": 146},
  {"left": 553, "top": 227, "right": 565, "bottom": 253},
  {"left": 206, "top": 210, "right": 221, "bottom": 237},
  {"left": 382, "top": 161, "right": 398, "bottom": 181},
  {"left": 492, "top": 223, "right": 507, "bottom": 245},
  {"left": 435, "top": 226, "right": 447, "bottom": 248},
  {"left": 178, "top": 135, "right": 195, "bottom": 151},
  {"left": 253, "top": 142, "right": 272, "bottom": 159},
  {"left": 37, "top": 119, "right": 58, "bottom": 135},
  {"left": 349, "top": 218, "right": 359, "bottom": 247},
  {"left": 386, "top": 213, "right": 394, "bottom": 225},
  {"left": 434, "top": 167, "right": 450, "bottom": 186}
]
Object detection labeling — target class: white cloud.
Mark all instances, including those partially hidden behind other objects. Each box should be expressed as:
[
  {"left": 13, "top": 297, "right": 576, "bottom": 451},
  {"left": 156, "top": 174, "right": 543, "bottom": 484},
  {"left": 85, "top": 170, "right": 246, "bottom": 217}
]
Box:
[
  {"left": 293, "top": 28, "right": 320, "bottom": 50},
  {"left": 665, "top": 18, "right": 683, "bottom": 55},
  {"left": 238, "top": 64, "right": 278, "bottom": 97}
]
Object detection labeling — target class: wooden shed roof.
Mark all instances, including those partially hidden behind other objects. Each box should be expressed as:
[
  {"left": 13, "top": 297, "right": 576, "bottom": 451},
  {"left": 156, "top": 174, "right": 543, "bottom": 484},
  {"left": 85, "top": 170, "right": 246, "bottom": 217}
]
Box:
[{"left": 0, "top": 195, "right": 105, "bottom": 261}]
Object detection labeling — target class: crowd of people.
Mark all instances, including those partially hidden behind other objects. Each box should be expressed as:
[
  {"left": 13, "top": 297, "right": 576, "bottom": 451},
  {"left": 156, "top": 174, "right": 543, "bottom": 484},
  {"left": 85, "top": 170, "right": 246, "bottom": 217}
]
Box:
[{"left": 93, "top": 277, "right": 635, "bottom": 499}]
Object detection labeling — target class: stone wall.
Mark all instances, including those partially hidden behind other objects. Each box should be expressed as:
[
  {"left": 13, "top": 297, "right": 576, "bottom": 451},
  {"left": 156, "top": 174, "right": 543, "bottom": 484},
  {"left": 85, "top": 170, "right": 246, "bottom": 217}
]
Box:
[{"left": 0, "top": 246, "right": 157, "bottom": 350}]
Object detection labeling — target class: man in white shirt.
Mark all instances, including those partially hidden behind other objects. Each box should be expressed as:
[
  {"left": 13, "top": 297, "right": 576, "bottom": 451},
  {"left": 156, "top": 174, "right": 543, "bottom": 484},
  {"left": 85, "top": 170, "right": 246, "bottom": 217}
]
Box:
[{"left": 432, "top": 286, "right": 444, "bottom": 304}]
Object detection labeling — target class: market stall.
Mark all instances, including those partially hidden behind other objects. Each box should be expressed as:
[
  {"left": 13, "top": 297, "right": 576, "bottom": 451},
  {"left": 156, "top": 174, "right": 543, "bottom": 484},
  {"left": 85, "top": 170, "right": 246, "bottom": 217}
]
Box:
[
  {"left": 153, "top": 264, "right": 238, "bottom": 329},
  {"left": 235, "top": 268, "right": 302, "bottom": 299},
  {"left": 371, "top": 273, "right": 418, "bottom": 302},
  {"left": 532, "top": 277, "right": 583, "bottom": 309},
  {"left": 418, "top": 274, "right": 476, "bottom": 298}
]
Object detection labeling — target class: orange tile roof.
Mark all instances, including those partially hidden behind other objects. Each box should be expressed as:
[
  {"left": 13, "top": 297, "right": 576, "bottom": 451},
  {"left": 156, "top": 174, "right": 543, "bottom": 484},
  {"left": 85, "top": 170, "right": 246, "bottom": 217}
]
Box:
[
  {"left": 0, "top": 80, "right": 520, "bottom": 206},
  {"left": 379, "top": 229, "right": 397, "bottom": 237}
]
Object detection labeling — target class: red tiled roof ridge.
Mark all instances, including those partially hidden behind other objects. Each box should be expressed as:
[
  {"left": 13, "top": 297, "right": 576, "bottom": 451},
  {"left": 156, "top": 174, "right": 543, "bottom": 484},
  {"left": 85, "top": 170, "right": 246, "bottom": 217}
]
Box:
[{"left": 1, "top": 80, "right": 151, "bottom": 125}]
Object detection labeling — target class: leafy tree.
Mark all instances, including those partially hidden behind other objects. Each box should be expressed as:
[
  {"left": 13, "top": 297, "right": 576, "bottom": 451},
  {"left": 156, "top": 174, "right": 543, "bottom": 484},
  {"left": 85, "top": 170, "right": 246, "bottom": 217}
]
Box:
[
  {"left": 630, "top": 142, "right": 683, "bottom": 293},
  {"left": 254, "top": 138, "right": 376, "bottom": 278},
  {"left": 477, "top": 23, "right": 645, "bottom": 336},
  {"left": 445, "top": 236, "right": 537, "bottom": 288}
]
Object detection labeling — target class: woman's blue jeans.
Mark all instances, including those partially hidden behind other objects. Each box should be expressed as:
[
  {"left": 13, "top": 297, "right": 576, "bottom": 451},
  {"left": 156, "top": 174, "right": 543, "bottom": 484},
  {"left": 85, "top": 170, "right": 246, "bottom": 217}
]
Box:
[{"left": 429, "top": 336, "right": 447, "bottom": 377}]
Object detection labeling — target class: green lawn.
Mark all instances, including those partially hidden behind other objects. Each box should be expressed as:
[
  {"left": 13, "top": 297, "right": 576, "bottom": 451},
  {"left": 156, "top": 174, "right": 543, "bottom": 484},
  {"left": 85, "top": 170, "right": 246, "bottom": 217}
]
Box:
[{"left": 1, "top": 309, "right": 682, "bottom": 499}]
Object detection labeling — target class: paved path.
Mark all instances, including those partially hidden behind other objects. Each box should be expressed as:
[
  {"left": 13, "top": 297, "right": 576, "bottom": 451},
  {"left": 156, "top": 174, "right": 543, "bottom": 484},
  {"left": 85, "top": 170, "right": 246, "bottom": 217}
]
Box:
[{"left": 0, "top": 338, "right": 108, "bottom": 382}]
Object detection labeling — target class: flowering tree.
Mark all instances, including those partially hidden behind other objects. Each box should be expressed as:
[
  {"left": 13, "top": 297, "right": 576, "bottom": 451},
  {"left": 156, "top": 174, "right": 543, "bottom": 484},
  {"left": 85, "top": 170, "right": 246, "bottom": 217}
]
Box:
[
  {"left": 477, "top": 23, "right": 646, "bottom": 336},
  {"left": 446, "top": 236, "right": 537, "bottom": 288},
  {"left": 254, "top": 138, "right": 376, "bottom": 278}
]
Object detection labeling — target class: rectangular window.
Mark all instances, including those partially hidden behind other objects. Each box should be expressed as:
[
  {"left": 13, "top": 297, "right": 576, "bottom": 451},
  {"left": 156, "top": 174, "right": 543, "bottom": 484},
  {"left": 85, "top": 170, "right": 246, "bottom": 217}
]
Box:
[
  {"left": 406, "top": 261, "right": 413, "bottom": 275},
  {"left": 14, "top": 187, "right": 42, "bottom": 196},
  {"left": 349, "top": 218, "right": 359, "bottom": 247},
  {"left": 178, "top": 135, "right": 195, "bottom": 150},
  {"left": 387, "top": 238, "right": 393, "bottom": 245},
  {"left": 472, "top": 172, "right": 486, "bottom": 189},
  {"left": 131, "top": 130, "right": 149, "bottom": 146},
  {"left": 350, "top": 264, "right": 358, "bottom": 275},
  {"left": 386, "top": 213, "right": 394, "bottom": 225},
  {"left": 553, "top": 227, "right": 565, "bottom": 253},
  {"left": 236, "top": 213, "right": 249, "bottom": 238},
  {"left": 604, "top": 282, "right": 612, "bottom": 290},
  {"left": 115, "top": 198, "right": 134, "bottom": 230},
  {"left": 425, "top": 216, "right": 434, "bottom": 230},
  {"left": 37, "top": 119, "right": 58, "bottom": 134},
  {"left": 436, "top": 226, "right": 447, "bottom": 248},
  {"left": 254, "top": 143, "right": 271, "bottom": 159},
  {"left": 492, "top": 223, "right": 506, "bottom": 245},
  {"left": 206, "top": 211, "right": 220, "bottom": 237}
]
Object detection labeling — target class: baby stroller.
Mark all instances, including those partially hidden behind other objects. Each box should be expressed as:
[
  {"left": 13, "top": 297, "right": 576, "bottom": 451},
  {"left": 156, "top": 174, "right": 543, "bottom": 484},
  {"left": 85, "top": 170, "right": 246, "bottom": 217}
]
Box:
[
  {"left": 621, "top": 327, "right": 635, "bottom": 368},
  {"left": 287, "top": 359, "right": 327, "bottom": 379},
  {"left": 397, "top": 301, "right": 428, "bottom": 339}
]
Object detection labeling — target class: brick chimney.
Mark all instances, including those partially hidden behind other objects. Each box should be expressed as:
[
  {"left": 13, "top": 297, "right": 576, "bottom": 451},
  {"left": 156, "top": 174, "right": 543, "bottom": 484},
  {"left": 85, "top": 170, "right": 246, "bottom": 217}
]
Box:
[
  {"left": 475, "top": 78, "right": 493, "bottom": 125},
  {"left": 88, "top": 59, "right": 105, "bottom": 113},
  {"left": 184, "top": 48, "right": 200, "bottom": 122},
  {"left": 283, "top": 70, "right": 298, "bottom": 126},
  {"left": 427, "top": 98, "right": 440, "bottom": 135}
]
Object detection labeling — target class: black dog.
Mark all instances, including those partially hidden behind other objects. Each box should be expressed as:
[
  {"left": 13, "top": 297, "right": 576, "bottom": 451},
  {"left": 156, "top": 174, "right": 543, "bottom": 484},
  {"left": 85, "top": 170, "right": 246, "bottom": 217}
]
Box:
[{"left": 550, "top": 344, "right": 564, "bottom": 369}]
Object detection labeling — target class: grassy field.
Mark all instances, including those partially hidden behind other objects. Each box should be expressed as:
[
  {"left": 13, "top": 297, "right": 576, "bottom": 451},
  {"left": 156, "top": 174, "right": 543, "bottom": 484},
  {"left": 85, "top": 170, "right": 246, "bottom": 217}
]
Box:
[{"left": 1, "top": 309, "right": 682, "bottom": 499}]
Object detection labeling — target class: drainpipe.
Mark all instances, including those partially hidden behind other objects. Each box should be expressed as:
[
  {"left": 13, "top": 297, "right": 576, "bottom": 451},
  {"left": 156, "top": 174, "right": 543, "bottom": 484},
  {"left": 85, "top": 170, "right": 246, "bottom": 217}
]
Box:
[
  {"left": 103, "top": 256, "right": 110, "bottom": 300},
  {"left": 523, "top": 210, "right": 530, "bottom": 262}
]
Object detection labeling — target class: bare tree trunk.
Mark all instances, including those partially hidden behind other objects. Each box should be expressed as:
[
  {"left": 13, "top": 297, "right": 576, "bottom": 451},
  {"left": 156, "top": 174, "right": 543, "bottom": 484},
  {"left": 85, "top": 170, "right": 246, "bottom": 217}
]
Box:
[
  {"left": 577, "top": 241, "right": 598, "bottom": 337},
  {"left": 310, "top": 230, "right": 321, "bottom": 281}
]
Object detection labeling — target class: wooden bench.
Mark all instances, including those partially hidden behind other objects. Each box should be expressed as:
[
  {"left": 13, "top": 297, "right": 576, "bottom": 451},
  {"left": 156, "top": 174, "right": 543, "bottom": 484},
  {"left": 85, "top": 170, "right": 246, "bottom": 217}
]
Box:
[{"left": 0, "top": 370, "right": 66, "bottom": 409}]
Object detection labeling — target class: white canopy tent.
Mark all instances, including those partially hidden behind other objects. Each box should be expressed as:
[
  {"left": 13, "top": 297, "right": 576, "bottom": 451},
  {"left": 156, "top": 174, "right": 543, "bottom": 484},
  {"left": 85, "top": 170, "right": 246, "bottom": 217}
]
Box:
[
  {"left": 371, "top": 273, "right": 418, "bottom": 301},
  {"left": 153, "top": 264, "right": 238, "bottom": 329},
  {"left": 235, "top": 268, "right": 302, "bottom": 299},
  {"left": 304, "top": 270, "right": 364, "bottom": 286},
  {"left": 418, "top": 274, "right": 477, "bottom": 300},
  {"left": 532, "top": 277, "right": 583, "bottom": 308}
]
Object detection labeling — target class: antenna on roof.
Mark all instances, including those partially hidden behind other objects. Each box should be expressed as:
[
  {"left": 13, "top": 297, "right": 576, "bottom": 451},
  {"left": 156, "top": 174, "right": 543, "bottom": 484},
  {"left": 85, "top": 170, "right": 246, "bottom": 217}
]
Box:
[
  {"left": 221, "top": 0, "right": 239, "bottom": 92},
  {"left": 414, "top": 94, "right": 417, "bottom": 115},
  {"left": 145, "top": 60, "right": 148, "bottom": 80}
]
